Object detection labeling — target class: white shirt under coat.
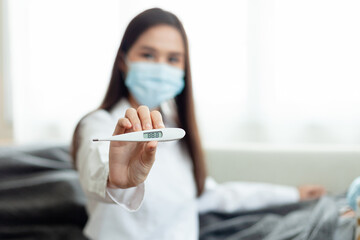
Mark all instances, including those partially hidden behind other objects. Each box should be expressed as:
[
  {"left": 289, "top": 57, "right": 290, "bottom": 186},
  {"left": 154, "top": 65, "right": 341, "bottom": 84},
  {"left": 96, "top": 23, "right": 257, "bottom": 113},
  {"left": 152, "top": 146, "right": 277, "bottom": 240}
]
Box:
[{"left": 76, "top": 99, "right": 299, "bottom": 240}]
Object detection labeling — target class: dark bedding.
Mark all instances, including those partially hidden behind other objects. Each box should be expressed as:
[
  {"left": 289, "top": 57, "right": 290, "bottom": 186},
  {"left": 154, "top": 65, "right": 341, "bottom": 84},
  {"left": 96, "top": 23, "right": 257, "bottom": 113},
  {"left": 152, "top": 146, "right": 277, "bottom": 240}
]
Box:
[
  {"left": 0, "top": 145, "right": 355, "bottom": 240},
  {"left": 0, "top": 145, "right": 88, "bottom": 240}
]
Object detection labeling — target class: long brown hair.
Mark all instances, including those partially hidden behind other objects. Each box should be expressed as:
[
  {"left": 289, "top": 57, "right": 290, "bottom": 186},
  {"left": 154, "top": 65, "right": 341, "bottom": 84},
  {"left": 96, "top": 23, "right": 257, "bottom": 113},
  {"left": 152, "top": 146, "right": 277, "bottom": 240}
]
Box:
[{"left": 71, "top": 8, "right": 206, "bottom": 196}]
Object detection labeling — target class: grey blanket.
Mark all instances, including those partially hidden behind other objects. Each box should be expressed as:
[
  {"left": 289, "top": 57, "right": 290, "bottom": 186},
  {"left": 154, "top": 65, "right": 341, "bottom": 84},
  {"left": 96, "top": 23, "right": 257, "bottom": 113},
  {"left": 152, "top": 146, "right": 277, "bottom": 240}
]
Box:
[
  {"left": 199, "top": 193, "right": 355, "bottom": 240},
  {"left": 0, "top": 145, "right": 356, "bottom": 240}
]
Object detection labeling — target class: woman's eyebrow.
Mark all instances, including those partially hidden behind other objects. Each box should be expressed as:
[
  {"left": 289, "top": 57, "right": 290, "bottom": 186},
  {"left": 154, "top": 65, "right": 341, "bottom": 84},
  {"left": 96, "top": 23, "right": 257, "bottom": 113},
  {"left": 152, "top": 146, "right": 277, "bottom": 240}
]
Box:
[
  {"left": 139, "top": 46, "right": 156, "bottom": 52},
  {"left": 139, "top": 46, "right": 184, "bottom": 56},
  {"left": 168, "top": 52, "right": 183, "bottom": 56}
]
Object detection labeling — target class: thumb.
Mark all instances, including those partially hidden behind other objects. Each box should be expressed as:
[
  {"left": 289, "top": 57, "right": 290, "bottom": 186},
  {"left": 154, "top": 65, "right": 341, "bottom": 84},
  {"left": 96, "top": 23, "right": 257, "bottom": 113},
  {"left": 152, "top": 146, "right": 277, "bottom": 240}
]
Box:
[{"left": 140, "top": 141, "right": 158, "bottom": 167}]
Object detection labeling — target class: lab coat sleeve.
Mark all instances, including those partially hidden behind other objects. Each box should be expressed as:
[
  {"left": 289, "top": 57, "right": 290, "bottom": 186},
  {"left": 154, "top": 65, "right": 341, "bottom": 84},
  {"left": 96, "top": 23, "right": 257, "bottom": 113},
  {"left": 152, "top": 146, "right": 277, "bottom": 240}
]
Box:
[
  {"left": 76, "top": 110, "right": 144, "bottom": 211},
  {"left": 197, "top": 177, "right": 299, "bottom": 214}
]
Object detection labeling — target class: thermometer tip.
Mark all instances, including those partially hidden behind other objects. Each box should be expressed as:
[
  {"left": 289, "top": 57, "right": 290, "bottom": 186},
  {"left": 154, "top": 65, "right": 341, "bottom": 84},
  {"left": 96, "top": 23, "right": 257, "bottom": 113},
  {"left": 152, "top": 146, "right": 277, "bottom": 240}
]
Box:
[{"left": 93, "top": 139, "right": 99, "bottom": 142}]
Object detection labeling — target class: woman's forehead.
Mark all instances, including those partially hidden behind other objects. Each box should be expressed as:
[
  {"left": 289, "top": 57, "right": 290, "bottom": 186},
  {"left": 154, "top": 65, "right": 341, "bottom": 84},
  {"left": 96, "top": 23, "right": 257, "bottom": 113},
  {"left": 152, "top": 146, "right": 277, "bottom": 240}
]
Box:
[{"left": 132, "top": 25, "right": 185, "bottom": 54}]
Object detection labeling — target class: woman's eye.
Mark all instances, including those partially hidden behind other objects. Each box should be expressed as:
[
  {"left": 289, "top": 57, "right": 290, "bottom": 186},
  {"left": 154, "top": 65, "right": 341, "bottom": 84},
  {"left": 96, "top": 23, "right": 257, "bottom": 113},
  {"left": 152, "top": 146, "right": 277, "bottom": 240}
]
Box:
[
  {"left": 168, "top": 56, "right": 179, "bottom": 63},
  {"left": 141, "top": 53, "right": 155, "bottom": 60}
]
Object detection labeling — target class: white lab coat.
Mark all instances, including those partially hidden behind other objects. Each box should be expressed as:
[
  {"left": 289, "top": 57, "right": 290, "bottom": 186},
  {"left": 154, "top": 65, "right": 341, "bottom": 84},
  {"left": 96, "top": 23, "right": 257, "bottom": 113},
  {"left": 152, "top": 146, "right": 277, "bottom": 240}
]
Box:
[{"left": 76, "top": 98, "right": 299, "bottom": 240}]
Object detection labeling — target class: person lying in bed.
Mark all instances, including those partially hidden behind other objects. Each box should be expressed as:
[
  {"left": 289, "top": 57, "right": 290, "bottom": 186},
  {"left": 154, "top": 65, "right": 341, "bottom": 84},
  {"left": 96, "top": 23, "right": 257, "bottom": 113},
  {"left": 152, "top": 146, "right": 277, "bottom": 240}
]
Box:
[{"left": 71, "top": 8, "right": 326, "bottom": 240}]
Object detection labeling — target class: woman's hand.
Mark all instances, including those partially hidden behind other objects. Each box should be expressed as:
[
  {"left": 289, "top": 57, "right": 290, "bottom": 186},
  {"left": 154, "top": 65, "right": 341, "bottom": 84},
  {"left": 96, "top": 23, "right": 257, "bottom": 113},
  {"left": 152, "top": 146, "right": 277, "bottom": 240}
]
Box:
[
  {"left": 107, "top": 106, "right": 165, "bottom": 189},
  {"left": 297, "top": 185, "right": 326, "bottom": 201}
]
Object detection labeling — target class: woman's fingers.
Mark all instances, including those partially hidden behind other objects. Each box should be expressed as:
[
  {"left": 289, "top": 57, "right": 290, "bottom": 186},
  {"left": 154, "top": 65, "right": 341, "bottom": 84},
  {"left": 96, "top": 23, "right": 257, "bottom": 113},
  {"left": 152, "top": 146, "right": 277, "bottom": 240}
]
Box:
[
  {"left": 125, "top": 108, "right": 142, "bottom": 131},
  {"left": 137, "top": 106, "right": 152, "bottom": 130},
  {"left": 113, "top": 118, "right": 132, "bottom": 135},
  {"left": 151, "top": 110, "right": 165, "bottom": 129},
  {"left": 125, "top": 106, "right": 155, "bottom": 131}
]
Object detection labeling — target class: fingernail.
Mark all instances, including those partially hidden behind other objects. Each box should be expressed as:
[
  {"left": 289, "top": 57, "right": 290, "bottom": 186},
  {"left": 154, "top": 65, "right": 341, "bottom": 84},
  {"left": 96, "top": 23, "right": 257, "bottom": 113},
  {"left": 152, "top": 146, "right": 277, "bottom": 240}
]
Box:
[
  {"left": 158, "top": 123, "right": 165, "bottom": 128},
  {"left": 135, "top": 123, "right": 141, "bottom": 130},
  {"left": 145, "top": 123, "right": 151, "bottom": 129}
]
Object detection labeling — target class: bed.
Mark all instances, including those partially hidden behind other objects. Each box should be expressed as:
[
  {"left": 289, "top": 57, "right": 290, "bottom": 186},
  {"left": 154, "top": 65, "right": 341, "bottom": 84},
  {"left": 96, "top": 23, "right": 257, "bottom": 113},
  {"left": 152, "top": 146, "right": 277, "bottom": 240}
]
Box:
[{"left": 0, "top": 145, "right": 355, "bottom": 239}]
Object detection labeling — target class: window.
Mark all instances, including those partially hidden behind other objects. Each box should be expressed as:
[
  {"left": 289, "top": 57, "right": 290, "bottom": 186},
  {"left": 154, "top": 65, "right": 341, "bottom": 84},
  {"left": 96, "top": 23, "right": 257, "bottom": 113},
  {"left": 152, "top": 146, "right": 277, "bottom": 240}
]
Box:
[{"left": 2, "top": 0, "right": 360, "bottom": 148}]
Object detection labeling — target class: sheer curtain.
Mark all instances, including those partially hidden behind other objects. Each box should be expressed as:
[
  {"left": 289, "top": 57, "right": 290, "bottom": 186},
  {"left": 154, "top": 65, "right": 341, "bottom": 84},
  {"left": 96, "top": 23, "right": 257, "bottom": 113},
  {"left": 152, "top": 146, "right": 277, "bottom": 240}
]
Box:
[
  {"left": 3, "top": 0, "right": 360, "bottom": 147},
  {"left": 242, "top": 0, "right": 360, "bottom": 147}
]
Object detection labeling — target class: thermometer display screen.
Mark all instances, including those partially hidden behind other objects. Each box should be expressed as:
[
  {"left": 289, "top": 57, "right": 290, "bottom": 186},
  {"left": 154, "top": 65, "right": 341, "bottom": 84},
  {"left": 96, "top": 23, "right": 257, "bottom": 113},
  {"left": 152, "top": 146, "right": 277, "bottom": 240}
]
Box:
[{"left": 143, "top": 131, "right": 163, "bottom": 139}]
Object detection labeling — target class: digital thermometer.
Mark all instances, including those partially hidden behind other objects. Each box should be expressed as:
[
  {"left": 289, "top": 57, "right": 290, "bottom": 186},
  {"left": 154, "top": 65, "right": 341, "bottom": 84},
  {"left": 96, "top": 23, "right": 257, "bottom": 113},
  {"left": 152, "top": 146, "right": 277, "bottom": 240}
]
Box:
[{"left": 93, "top": 128, "right": 185, "bottom": 142}]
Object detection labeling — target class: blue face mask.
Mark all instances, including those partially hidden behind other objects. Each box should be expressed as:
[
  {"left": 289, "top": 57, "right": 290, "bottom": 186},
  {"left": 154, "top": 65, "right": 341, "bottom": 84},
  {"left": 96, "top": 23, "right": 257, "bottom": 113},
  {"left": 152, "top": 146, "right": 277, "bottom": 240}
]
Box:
[{"left": 125, "top": 62, "right": 185, "bottom": 109}]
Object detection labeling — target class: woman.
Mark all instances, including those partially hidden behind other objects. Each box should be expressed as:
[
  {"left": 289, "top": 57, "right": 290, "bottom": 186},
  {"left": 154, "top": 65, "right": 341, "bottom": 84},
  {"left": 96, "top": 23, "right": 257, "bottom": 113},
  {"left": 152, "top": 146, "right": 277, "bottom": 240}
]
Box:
[{"left": 72, "top": 8, "right": 325, "bottom": 240}]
